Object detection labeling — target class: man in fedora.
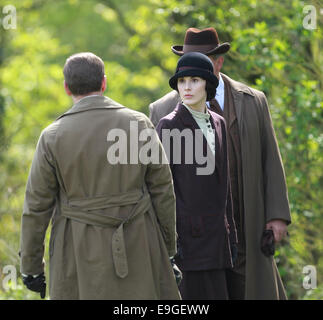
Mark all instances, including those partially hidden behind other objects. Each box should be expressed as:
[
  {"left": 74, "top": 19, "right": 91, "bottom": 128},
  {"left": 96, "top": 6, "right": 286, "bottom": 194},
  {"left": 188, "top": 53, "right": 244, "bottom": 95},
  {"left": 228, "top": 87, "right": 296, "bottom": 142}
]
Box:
[{"left": 149, "top": 28, "right": 291, "bottom": 300}]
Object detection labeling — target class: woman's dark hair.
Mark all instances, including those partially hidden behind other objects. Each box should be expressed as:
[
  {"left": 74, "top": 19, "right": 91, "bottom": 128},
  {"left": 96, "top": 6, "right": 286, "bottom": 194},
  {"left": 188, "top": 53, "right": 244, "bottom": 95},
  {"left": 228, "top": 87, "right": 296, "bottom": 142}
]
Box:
[{"left": 205, "top": 81, "right": 217, "bottom": 101}]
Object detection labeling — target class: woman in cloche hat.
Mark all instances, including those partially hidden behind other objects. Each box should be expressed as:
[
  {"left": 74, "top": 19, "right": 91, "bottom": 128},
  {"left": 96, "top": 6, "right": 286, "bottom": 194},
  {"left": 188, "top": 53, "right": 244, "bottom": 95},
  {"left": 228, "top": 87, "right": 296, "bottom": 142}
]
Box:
[{"left": 156, "top": 52, "right": 238, "bottom": 300}]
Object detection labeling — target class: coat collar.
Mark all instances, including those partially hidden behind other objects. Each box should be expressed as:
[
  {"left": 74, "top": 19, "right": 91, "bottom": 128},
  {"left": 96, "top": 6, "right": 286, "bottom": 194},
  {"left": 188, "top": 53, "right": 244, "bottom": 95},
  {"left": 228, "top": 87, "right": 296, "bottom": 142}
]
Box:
[
  {"left": 174, "top": 103, "right": 222, "bottom": 176},
  {"left": 220, "top": 73, "right": 255, "bottom": 96},
  {"left": 57, "top": 95, "right": 125, "bottom": 120},
  {"left": 175, "top": 103, "right": 201, "bottom": 131},
  {"left": 174, "top": 102, "right": 221, "bottom": 134},
  {"left": 220, "top": 73, "right": 254, "bottom": 128}
]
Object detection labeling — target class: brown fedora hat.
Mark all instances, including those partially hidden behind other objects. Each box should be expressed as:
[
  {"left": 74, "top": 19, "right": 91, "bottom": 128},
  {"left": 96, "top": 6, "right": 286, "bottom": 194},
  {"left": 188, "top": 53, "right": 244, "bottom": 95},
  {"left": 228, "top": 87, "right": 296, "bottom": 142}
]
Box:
[{"left": 171, "top": 27, "right": 230, "bottom": 56}]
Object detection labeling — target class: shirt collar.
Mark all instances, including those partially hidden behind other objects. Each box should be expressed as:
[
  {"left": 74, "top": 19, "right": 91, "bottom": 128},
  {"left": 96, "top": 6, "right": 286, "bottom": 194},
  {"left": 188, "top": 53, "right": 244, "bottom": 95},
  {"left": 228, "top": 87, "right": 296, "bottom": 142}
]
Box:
[
  {"left": 206, "top": 74, "right": 224, "bottom": 105},
  {"left": 216, "top": 74, "right": 224, "bottom": 93},
  {"left": 182, "top": 103, "right": 210, "bottom": 120}
]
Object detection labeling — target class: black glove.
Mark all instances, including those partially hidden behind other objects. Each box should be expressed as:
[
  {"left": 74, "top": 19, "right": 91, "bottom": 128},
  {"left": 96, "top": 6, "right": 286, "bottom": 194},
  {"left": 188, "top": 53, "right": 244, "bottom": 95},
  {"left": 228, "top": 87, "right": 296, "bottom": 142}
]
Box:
[
  {"left": 170, "top": 258, "right": 182, "bottom": 286},
  {"left": 230, "top": 243, "right": 238, "bottom": 266},
  {"left": 261, "top": 229, "right": 275, "bottom": 257},
  {"left": 22, "top": 273, "right": 46, "bottom": 299}
]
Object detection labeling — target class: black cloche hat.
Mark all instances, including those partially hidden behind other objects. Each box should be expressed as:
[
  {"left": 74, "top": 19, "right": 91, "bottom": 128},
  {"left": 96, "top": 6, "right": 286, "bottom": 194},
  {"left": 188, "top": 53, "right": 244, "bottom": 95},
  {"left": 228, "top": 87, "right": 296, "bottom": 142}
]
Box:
[{"left": 169, "top": 52, "right": 219, "bottom": 90}]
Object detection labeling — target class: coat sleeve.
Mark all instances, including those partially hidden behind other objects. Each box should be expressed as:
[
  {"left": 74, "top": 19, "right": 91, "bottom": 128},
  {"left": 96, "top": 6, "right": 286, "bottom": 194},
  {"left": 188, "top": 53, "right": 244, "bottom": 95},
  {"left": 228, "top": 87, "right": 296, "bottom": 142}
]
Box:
[
  {"left": 20, "top": 126, "right": 59, "bottom": 275},
  {"left": 259, "top": 92, "right": 291, "bottom": 225},
  {"left": 156, "top": 119, "right": 174, "bottom": 171},
  {"left": 143, "top": 117, "right": 177, "bottom": 257},
  {"left": 148, "top": 102, "right": 159, "bottom": 127},
  {"left": 149, "top": 91, "right": 180, "bottom": 127}
]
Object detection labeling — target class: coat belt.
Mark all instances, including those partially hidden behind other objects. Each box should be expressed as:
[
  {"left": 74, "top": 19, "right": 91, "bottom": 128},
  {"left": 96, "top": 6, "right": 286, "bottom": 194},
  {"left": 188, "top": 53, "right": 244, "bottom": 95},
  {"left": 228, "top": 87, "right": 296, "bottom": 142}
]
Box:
[{"left": 60, "top": 188, "right": 152, "bottom": 279}]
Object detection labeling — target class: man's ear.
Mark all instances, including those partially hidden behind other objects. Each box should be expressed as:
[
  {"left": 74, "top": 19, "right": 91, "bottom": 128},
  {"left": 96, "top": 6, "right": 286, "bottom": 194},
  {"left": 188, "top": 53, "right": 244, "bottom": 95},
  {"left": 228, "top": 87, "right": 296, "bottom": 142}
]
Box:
[
  {"left": 213, "top": 56, "right": 224, "bottom": 74},
  {"left": 64, "top": 80, "right": 72, "bottom": 96},
  {"left": 101, "top": 76, "right": 107, "bottom": 93}
]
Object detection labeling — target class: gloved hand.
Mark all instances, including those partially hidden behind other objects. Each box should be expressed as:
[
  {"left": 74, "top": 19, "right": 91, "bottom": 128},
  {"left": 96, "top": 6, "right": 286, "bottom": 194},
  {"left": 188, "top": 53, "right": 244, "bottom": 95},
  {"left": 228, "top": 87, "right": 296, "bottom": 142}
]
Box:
[
  {"left": 22, "top": 273, "right": 46, "bottom": 299},
  {"left": 261, "top": 229, "right": 275, "bottom": 257},
  {"left": 230, "top": 243, "right": 238, "bottom": 266},
  {"left": 170, "top": 257, "right": 182, "bottom": 286}
]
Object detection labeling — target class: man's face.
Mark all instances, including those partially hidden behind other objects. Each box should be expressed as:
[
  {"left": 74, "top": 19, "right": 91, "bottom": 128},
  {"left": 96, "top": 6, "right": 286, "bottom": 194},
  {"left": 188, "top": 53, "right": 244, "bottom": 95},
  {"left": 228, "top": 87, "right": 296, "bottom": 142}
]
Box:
[{"left": 208, "top": 55, "right": 223, "bottom": 77}]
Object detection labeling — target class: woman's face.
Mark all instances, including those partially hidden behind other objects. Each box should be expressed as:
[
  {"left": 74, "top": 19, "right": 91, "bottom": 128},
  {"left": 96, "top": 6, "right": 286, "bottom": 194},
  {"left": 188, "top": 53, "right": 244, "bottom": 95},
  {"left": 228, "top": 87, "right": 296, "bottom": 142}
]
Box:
[{"left": 177, "top": 76, "right": 207, "bottom": 111}]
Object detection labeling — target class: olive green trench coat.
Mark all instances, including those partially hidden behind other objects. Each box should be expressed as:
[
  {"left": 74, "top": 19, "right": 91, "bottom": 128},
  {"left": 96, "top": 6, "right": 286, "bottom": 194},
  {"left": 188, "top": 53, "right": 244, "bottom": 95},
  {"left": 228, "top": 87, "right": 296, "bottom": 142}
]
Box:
[
  {"left": 20, "top": 95, "right": 181, "bottom": 300},
  {"left": 149, "top": 73, "right": 291, "bottom": 300}
]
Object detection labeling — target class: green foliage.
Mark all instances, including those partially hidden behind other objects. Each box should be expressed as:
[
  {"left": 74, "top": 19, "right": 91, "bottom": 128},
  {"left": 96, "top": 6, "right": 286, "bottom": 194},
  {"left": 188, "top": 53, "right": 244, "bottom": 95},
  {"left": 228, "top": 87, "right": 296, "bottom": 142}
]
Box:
[{"left": 0, "top": 0, "right": 322, "bottom": 299}]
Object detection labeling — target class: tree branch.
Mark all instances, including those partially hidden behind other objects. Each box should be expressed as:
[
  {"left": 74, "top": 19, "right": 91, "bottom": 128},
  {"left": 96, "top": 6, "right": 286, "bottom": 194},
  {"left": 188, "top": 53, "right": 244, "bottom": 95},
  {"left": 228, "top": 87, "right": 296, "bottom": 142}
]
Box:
[
  {"left": 101, "top": 0, "right": 136, "bottom": 36},
  {"left": 100, "top": 0, "right": 172, "bottom": 75}
]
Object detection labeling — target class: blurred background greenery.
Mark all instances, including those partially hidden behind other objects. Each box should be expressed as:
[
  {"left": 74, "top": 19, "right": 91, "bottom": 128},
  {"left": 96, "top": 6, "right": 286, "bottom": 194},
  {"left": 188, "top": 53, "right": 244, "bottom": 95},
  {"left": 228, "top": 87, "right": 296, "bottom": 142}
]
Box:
[{"left": 0, "top": 0, "right": 322, "bottom": 300}]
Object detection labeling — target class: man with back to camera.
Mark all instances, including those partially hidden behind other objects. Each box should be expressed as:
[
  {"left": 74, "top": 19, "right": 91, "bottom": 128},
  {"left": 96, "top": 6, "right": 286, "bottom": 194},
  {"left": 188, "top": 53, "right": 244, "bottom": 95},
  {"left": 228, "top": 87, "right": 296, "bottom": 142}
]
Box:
[
  {"left": 20, "top": 52, "right": 181, "bottom": 299},
  {"left": 149, "top": 27, "right": 291, "bottom": 300}
]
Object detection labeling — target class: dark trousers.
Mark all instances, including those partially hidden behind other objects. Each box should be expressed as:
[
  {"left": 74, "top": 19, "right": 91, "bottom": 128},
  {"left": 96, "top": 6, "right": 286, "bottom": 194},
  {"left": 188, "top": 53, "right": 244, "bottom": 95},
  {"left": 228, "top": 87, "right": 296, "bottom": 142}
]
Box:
[
  {"left": 225, "top": 244, "right": 246, "bottom": 300},
  {"left": 179, "top": 269, "right": 228, "bottom": 300}
]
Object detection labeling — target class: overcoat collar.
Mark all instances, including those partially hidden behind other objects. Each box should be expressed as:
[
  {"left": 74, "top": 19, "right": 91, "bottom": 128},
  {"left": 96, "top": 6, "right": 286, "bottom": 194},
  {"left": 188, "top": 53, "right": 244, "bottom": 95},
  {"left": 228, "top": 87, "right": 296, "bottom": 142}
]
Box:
[
  {"left": 57, "top": 95, "right": 125, "bottom": 120},
  {"left": 221, "top": 73, "right": 255, "bottom": 96},
  {"left": 221, "top": 73, "right": 254, "bottom": 129}
]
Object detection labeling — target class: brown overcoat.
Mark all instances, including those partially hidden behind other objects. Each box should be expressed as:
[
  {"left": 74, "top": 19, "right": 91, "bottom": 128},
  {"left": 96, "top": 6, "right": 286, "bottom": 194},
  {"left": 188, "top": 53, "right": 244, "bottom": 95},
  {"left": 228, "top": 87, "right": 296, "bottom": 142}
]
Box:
[
  {"left": 149, "top": 73, "right": 291, "bottom": 300},
  {"left": 20, "top": 95, "right": 181, "bottom": 300}
]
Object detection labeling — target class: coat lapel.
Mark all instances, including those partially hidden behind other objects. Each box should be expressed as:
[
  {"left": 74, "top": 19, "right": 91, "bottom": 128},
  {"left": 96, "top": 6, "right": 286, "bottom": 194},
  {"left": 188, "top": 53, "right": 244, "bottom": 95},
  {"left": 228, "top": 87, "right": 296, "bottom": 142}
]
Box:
[
  {"left": 221, "top": 73, "right": 255, "bottom": 130},
  {"left": 176, "top": 103, "right": 221, "bottom": 176},
  {"left": 176, "top": 103, "right": 200, "bottom": 131},
  {"left": 231, "top": 90, "right": 243, "bottom": 129},
  {"left": 208, "top": 111, "right": 223, "bottom": 176}
]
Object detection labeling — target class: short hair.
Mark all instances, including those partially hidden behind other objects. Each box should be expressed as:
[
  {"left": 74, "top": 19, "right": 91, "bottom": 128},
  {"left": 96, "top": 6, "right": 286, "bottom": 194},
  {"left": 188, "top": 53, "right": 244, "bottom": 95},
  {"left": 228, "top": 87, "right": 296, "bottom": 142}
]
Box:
[
  {"left": 63, "top": 52, "right": 105, "bottom": 95},
  {"left": 205, "top": 81, "right": 217, "bottom": 101}
]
